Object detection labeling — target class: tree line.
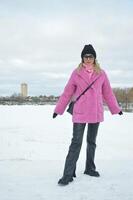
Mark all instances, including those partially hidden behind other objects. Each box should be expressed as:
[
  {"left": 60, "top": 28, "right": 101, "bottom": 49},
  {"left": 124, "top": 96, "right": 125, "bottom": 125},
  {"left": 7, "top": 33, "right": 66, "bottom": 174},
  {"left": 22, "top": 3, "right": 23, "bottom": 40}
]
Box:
[
  {"left": 0, "top": 87, "right": 133, "bottom": 112},
  {"left": 113, "top": 87, "right": 133, "bottom": 111}
]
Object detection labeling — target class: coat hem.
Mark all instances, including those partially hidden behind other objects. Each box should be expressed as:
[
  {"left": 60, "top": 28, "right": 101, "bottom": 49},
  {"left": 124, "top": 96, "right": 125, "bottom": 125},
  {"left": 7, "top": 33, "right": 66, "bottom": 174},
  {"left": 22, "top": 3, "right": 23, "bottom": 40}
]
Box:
[{"left": 72, "top": 119, "right": 104, "bottom": 123}]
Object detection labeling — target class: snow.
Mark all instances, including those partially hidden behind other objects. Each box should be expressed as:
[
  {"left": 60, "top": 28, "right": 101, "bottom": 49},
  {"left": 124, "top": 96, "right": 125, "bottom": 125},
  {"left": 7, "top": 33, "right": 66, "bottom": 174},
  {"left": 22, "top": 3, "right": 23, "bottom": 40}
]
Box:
[{"left": 0, "top": 105, "right": 133, "bottom": 200}]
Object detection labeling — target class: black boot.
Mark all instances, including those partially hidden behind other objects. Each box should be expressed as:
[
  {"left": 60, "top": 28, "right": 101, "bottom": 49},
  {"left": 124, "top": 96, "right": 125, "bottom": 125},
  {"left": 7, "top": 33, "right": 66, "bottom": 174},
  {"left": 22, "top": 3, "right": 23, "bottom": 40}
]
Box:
[
  {"left": 84, "top": 169, "right": 100, "bottom": 177},
  {"left": 58, "top": 176, "right": 73, "bottom": 186}
]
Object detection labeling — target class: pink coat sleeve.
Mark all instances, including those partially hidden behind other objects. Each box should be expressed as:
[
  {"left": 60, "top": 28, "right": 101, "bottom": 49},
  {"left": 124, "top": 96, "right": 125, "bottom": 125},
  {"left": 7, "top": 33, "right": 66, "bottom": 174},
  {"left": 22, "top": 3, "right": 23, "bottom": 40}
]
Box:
[
  {"left": 54, "top": 70, "right": 76, "bottom": 115},
  {"left": 102, "top": 71, "right": 121, "bottom": 114}
]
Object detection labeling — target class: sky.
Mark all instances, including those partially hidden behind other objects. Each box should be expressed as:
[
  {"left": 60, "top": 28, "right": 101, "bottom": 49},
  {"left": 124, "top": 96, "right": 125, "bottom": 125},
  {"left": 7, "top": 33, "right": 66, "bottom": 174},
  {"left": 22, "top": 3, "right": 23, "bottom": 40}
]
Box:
[{"left": 0, "top": 0, "right": 133, "bottom": 96}]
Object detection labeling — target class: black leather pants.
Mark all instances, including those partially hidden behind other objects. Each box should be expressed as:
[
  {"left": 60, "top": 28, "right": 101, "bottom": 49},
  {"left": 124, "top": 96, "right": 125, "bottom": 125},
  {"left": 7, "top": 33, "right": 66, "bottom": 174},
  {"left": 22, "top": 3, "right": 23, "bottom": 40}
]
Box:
[{"left": 63, "top": 122, "right": 99, "bottom": 177}]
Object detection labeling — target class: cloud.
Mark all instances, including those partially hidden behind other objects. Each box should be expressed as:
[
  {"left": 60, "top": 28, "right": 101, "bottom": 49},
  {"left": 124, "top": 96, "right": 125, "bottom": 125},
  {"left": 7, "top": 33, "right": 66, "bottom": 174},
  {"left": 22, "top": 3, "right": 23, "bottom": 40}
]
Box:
[{"left": 0, "top": 0, "right": 133, "bottom": 95}]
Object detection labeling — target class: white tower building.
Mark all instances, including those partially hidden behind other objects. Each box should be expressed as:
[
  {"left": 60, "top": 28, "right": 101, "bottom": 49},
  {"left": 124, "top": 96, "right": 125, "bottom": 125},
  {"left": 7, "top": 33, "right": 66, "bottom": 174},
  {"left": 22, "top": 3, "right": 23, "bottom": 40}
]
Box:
[{"left": 21, "top": 83, "right": 28, "bottom": 97}]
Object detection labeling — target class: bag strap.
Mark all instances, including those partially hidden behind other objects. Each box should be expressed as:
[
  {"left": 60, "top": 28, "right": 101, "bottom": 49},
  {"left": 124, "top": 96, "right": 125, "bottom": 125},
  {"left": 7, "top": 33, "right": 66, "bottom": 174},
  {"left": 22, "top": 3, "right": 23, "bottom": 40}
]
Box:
[{"left": 75, "top": 76, "right": 100, "bottom": 102}]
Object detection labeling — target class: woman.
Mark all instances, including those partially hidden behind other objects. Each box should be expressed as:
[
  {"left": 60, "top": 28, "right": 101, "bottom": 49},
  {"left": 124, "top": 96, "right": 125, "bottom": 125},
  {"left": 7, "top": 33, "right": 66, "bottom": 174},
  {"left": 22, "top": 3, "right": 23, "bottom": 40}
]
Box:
[{"left": 53, "top": 44, "right": 123, "bottom": 186}]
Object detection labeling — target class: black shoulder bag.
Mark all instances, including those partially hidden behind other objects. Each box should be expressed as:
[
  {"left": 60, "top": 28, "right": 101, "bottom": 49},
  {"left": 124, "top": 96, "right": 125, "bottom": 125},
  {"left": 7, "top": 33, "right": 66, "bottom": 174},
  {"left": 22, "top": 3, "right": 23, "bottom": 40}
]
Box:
[{"left": 67, "top": 77, "right": 100, "bottom": 115}]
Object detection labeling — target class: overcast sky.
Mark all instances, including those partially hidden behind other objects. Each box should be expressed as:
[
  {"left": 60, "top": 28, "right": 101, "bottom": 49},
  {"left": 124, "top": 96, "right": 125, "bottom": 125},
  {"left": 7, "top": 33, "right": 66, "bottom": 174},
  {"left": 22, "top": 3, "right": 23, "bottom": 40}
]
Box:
[{"left": 0, "top": 0, "right": 133, "bottom": 96}]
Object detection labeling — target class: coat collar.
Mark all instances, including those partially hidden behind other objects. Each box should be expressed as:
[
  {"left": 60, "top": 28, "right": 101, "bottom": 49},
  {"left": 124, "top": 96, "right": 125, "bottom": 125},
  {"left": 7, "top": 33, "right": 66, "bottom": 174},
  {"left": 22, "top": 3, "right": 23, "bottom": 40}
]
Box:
[{"left": 76, "top": 67, "right": 101, "bottom": 85}]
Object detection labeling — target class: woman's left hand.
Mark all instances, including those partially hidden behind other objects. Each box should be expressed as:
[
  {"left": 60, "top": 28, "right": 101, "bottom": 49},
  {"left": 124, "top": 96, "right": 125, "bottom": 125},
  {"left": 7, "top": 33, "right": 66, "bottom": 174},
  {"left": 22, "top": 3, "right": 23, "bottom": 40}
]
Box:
[{"left": 53, "top": 113, "right": 58, "bottom": 118}]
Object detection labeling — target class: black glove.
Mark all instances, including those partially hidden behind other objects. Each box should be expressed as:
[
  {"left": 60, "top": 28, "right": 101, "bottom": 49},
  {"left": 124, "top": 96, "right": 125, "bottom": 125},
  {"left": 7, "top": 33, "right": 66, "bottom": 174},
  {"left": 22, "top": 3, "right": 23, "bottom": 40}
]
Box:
[
  {"left": 118, "top": 111, "right": 123, "bottom": 115},
  {"left": 53, "top": 113, "right": 58, "bottom": 118}
]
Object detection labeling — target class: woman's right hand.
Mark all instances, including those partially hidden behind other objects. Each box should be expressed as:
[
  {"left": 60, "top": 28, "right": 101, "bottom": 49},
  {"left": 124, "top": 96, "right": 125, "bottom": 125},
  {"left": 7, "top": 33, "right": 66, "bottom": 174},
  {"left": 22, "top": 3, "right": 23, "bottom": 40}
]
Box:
[
  {"left": 118, "top": 111, "right": 123, "bottom": 115},
  {"left": 53, "top": 113, "right": 58, "bottom": 118}
]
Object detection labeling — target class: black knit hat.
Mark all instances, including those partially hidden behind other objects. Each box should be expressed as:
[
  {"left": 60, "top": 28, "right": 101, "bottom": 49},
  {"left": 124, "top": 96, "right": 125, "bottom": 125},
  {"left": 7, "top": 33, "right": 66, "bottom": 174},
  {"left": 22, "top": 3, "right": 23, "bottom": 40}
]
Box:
[{"left": 81, "top": 44, "right": 96, "bottom": 59}]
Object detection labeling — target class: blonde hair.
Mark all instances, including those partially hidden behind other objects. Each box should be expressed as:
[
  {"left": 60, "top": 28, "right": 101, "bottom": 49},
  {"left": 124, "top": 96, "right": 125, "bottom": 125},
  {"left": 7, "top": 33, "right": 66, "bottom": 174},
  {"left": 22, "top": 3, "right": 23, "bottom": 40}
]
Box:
[{"left": 77, "top": 59, "right": 102, "bottom": 74}]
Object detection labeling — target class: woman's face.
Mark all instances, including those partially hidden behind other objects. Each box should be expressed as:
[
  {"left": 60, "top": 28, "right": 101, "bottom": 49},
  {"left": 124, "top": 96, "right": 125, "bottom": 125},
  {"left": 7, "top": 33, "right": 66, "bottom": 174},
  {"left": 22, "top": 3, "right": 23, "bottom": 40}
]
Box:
[{"left": 83, "top": 54, "right": 95, "bottom": 65}]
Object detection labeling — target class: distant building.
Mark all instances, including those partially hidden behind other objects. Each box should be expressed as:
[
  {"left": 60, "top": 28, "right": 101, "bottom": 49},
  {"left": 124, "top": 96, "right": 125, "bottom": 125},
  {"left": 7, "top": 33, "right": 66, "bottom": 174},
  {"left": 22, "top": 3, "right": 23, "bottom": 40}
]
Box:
[{"left": 21, "top": 83, "right": 28, "bottom": 97}]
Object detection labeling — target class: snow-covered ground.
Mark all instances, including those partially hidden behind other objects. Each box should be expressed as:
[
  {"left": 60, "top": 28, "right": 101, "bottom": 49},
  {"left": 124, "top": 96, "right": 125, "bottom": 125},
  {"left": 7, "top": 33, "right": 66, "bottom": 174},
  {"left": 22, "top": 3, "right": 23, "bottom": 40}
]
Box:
[{"left": 0, "top": 105, "right": 133, "bottom": 200}]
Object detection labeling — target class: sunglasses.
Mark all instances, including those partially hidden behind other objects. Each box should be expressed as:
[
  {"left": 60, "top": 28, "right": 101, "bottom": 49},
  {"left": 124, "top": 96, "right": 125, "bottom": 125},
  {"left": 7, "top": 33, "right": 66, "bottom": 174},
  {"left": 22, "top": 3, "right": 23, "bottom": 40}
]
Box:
[{"left": 83, "top": 54, "right": 94, "bottom": 59}]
